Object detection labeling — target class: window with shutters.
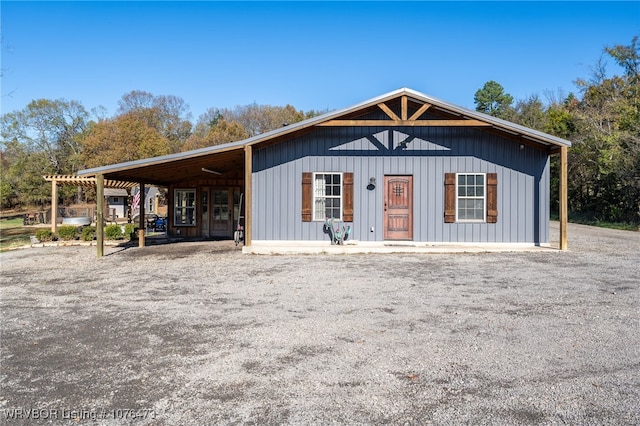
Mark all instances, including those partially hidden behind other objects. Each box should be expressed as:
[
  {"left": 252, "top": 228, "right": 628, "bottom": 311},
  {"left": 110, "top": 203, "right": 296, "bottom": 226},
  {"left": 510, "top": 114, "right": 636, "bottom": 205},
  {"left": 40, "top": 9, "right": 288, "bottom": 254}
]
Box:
[
  {"left": 313, "top": 173, "right": 342, "bottom": 220},
  {"left": 457, "top": 173, "right": 485, "bottom": 221},
  {"left": 444, "top": 172, "right": 497, "bottom": 223},
  {"left": 302, "top": 172, "right": 353, "bottom": 222}
]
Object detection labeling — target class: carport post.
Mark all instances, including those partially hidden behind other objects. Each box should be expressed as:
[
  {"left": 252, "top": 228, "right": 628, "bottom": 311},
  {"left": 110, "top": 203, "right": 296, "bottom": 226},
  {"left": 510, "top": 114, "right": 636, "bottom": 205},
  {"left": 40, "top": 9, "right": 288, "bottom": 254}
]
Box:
[
  {"left": 50, "top": 178, "right": 58, "bottom": 234},
  {"left": 244, "top": 145, "right": 252, "bottom": 246},
  {"left": 559, "top": 146, "right": 568, "bottom": 250},
  {"left": 96, "top": 174, "right": 104, "bottom": 257},
  {"left": 138, "top": 183, "right": 145, "bottom": 247}
]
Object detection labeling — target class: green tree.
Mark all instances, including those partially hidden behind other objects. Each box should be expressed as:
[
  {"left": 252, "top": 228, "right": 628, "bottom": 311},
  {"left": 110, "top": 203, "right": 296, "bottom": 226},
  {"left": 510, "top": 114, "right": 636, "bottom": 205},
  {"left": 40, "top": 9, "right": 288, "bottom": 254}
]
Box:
[
  {"left": 1, "top": 99, "right": 88, "bottom": 173},
  {"left": 473, "top": 80, "right": 514, "bottom": 118},
  {"left": 1, "top": 99, "right": 89, "bottom": 208},
  {"left": 568, "top": 36, "right": 640, "bottom": 223},
  {"left": 512, "top": 95, "right": 547, "bottom": 130}
]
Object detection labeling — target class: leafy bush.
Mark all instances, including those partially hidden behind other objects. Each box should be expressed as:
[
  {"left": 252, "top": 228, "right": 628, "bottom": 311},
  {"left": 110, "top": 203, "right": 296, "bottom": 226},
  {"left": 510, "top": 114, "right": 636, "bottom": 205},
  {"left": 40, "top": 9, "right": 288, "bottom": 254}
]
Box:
[
  {"left": 57, "top": 225, "right": 78, "bottom": 241},
  {"left": 104, "top": 224, "right": 123, "bottom": 240},
  {"left": 81, "top": 226, "right": 96, "bottom": 241},
  {"left": 123, "top": 223, "right": 136, "bottom": 239},
  {"left": 35, "top": 229, "right": 54, "bottom": 242}
]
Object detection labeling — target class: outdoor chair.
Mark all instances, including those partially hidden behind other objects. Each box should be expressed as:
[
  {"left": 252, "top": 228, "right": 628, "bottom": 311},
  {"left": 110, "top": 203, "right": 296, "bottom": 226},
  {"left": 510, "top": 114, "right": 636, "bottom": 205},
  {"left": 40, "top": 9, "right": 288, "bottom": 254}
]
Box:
[{"left": 324, "top": 218, "right": 352, "bottom": 245}]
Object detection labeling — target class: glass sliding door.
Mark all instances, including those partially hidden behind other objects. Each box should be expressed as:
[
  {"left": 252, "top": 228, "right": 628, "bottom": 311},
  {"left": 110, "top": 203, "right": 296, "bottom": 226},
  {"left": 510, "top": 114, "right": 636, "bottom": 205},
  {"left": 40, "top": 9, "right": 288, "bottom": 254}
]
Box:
[{"left": 212, "top": 189, "right": 231, "bottom": 236}]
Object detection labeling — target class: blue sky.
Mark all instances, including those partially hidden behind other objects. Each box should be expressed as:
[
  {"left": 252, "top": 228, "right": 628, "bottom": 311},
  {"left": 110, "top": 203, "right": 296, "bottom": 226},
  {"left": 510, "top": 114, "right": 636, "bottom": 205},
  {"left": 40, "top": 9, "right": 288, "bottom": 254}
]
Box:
[{"left": 1, "top": 1, "right": 638, "bottom": 121}]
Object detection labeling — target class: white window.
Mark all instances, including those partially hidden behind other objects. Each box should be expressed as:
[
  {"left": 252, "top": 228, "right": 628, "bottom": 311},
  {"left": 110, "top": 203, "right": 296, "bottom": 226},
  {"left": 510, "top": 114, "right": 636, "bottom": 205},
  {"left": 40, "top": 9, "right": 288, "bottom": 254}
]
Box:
[
  {"left": 174, "top": 189, "right": 196, "bottom": 226},
  {"left": 313, "top": 173, "right": 342, "bottom": 220},
  {"left": 457, "top": 173, "right": 485, "bottom": 221}
]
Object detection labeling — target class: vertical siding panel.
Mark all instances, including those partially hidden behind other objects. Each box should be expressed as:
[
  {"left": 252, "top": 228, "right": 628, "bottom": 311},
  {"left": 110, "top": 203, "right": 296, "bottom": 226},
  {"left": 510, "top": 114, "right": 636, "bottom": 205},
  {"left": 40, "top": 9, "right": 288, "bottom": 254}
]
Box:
[
  {"left": 280, "top": 140, "right": 289, "bottom": 239},
  {"left": 524, "top": 148, "right": 533, "bottom": 243},
  {"left": 266, "top": 160, "right": 274, "bottom": 240},
  {"left": 261, "top": 151, "right": 269, "bottom": 241},
  {"left": 295, "top": 136, "right": 303, "bottom": 240},
  {"left": 541, "top": 155, "right": 550, "bottom": 244},
  {"left": 374, "top": 154, "right": 382, "bottom": 241},
  {"left": 488, "top": 136, "right": 497, "bottom": 243},
  {"left": 431, "top": 148, "right": 437, "bottom": 242},
  {"left": 496, "top": 137, "right": 507, "bottom": 243},
  {"left": 436, "top": 145, "right": 444, "bottom": 242},
  {"left": 301, "top": 133, "right": 310, "bottom": 241},
  {"left": 258, "top": 151, "right": 264, "bottom": 241}
]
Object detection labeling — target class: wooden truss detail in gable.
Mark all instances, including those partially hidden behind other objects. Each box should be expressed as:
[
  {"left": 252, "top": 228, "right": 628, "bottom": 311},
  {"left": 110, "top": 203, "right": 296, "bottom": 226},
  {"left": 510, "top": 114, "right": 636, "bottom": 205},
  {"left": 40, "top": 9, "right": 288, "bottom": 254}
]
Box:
[{"left": 319, "top": 95, "right": 491, "bottom": 127}]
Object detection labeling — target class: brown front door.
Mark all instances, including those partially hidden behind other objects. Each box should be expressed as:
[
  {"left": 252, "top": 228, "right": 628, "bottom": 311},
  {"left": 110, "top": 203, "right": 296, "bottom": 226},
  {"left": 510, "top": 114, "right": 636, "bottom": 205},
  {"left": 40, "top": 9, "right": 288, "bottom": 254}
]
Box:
[{"left": 384, "top": 176, "right": 413, "bottom": 240}]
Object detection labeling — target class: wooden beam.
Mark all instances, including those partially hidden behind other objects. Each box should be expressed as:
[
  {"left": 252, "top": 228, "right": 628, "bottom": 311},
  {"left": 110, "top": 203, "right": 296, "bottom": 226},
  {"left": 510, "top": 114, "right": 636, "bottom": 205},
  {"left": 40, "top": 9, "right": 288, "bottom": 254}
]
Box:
[
  {"left": 559, "top": 146, "right": 568, "bottom": 250},
  {"left": 244, "top": 145, "right": 252, "bottom": 247},
  {"left": 318, "top": 119, "right": 491, "bottom": 127},
  {"left": 377, "top": 103, "right": 401, "bottom": 122},
  {"left": 50, "top": 179, "right": 58, "bottom": 234},
  {"left": 138, "top": 183, "right": 145, "bottom": 247},
  {"left": 401, "top": 96, "right": 408, "bottom": 121},
  {"left": 409, "top": 103, "right": 431, "bottom": 121},
  {"left": 96, "top": 174, "right": 104, "bottom": 257}
]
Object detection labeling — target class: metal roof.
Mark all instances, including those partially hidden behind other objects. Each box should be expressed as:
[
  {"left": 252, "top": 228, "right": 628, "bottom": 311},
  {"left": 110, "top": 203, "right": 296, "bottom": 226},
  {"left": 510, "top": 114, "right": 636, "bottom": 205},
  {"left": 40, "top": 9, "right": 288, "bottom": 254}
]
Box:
[{"left": 78, "top": 87, "right": 571, "bottom": 179}]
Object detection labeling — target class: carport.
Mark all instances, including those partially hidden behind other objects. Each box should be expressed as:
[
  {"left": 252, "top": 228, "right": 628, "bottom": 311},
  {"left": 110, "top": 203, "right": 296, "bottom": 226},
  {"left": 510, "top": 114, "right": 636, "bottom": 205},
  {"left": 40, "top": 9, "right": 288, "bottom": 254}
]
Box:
[{"left": 77, "top": 141, "right": 251, "bottom": 256}]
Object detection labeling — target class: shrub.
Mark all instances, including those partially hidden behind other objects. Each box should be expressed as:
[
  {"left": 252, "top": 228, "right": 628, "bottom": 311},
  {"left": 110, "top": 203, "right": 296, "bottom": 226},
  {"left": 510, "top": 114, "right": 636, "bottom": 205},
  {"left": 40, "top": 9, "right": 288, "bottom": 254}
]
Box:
[
  {"left": 104, "top": 224, "right": 123, "bottom": 240},
  {"left": 123, "top": 223, "right": 136, "bottom": 239},
  {"left": 81, "top": 226, "right": 96, "bottom": 241},
  {"left": 57, "top": 225, "right": 78, "bottom": 241},
  {"left": 35, "top": 229, "right": 54, "bottom": 242}
]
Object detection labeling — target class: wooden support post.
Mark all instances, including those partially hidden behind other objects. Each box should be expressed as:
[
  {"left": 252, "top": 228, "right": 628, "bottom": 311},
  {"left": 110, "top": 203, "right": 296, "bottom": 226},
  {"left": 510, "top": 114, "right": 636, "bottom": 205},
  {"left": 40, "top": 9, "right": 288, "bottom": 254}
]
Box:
[
  {"left": 96, "top": 174, "right": 104, "bottom": 257},
  {"left": 244, "top": 145, "right": 252, "bottom": 246},
  {"left": 138, "top": 183, "right": 145, "bottom": 247},
  {"left": 51, "top": 179, "right": 58, "bottom": 233},
  {"left": 559, "top": 146, "right": 568, "bottom": 250}
]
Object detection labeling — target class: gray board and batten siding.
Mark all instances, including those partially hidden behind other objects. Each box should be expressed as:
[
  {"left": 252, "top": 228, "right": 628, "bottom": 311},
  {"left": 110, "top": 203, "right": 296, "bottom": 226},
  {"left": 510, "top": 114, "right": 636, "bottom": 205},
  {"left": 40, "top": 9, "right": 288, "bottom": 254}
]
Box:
[{"left": 252, "top": 122, "right": 550, "bottom": 244}]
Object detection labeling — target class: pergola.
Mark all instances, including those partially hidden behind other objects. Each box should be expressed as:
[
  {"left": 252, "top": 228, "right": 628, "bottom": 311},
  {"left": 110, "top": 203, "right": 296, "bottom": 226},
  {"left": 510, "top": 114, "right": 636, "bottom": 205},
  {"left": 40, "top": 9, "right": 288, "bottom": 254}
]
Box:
[{"left": 44, "top": 175, "right": 140, "bottom": 255}]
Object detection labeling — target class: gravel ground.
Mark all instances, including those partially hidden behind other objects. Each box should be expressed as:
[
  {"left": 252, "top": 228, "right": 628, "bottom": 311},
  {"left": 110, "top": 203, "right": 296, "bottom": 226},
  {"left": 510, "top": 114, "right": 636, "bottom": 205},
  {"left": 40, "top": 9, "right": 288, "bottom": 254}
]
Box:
[{"left": 1, "top": 223, "right": 639, "bottom": 425}]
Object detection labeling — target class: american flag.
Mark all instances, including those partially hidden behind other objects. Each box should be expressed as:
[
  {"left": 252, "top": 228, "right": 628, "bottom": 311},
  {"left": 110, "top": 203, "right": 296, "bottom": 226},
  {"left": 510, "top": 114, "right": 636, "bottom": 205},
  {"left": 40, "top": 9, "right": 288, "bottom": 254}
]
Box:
[{"left": 131, "top": 189, "right": 141, "bottom": 212}]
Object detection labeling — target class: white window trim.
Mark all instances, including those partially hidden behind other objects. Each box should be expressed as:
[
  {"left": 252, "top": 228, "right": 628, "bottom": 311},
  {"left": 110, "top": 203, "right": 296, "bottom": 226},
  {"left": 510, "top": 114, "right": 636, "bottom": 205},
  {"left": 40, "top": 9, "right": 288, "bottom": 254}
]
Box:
[
  {"left": 455, "top": 173, "right": 486, "bottom": 223},
  {"left": 312, "top": 172, "right": 343, "bottom": 221},
  {"left": 174, "top": 189, "right": 197, "bottom": 226}
]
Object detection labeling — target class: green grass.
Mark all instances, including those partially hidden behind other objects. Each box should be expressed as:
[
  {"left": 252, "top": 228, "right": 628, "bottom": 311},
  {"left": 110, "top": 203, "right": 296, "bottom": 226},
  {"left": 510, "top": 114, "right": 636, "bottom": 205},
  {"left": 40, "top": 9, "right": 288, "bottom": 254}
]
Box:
[
  {"left": 0, "top": 217, "right": 34, "bottom": 251},
  {"left": 571, "top": 219, "right": 639, "bottom": 231},
  {"left": 550, "top": 213, "right": 639, "bottom": 232}
]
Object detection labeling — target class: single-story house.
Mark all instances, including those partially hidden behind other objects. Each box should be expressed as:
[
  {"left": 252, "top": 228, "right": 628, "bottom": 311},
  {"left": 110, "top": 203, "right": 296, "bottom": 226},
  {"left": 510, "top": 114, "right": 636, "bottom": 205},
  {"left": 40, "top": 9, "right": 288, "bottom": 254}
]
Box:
[
  {"left": 104, "top": 188, "right": 128, "bottom": 219},
  {"left": 78, "top": 88, "right": 570, "bottom": 254},
  {"left": 104, "top": 187, "right": 164, "bottom": 220}
]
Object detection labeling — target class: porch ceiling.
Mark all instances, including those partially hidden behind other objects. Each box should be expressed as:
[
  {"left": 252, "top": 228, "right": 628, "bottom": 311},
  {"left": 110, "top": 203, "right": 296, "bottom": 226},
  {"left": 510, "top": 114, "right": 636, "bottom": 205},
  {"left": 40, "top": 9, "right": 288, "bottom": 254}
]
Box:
[{"left": 85, "top": 147, "right": 246, "bottom": 186}]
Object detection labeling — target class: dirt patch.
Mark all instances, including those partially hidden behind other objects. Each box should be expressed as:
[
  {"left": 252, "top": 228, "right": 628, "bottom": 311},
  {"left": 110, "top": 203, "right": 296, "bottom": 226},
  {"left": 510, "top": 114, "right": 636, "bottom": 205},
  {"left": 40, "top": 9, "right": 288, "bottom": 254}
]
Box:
[{"left": 1, "top": 223, "right": 639, "bottom": 424}]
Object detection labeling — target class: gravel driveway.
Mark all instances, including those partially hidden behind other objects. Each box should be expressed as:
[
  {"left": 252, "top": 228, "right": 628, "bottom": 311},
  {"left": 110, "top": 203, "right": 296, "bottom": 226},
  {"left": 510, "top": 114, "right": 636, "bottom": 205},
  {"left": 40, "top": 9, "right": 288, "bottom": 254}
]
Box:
[{"left": 1, "top": 223, "right": 639, "bottom": 425}]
